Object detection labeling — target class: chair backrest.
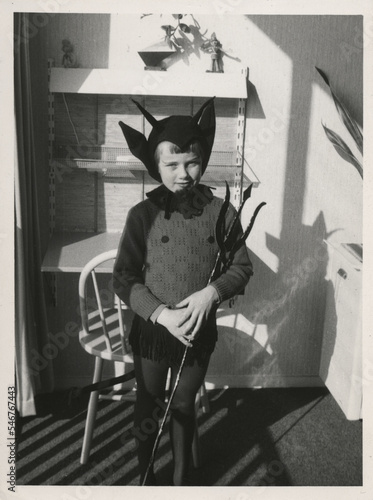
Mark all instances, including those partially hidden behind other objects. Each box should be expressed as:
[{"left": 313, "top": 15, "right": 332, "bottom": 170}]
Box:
[{"left": 79, "top": 249, "right": 129, "bottom": 354}]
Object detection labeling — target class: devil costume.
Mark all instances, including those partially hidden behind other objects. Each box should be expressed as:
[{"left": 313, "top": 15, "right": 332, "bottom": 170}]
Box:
[
  {"left": 112, "top": 97, "right": 253, "bottom": 485},
  {"left": 113, "top": 97, "right": 253, "bottom": 366}
]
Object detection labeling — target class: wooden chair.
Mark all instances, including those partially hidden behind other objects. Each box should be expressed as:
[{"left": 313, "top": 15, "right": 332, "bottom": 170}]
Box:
[
  {"left": 78, "top": 250, "right": 209, "bottom": 467},
  {"left": 78, "top": 249, "right": 134, "bottom": 464}
]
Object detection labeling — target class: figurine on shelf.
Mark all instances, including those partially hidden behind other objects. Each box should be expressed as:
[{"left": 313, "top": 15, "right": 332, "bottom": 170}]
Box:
[
  {"left": 201, "top": 32, "right": 224, "bottom": 73},
  {"left": 61, "top": 39, "right": 78, "bottom": 68}
]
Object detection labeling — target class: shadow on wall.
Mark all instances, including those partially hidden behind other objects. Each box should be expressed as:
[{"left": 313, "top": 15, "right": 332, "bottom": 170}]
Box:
[
  {"left": 208, "top": 16, "right": 363, "bottom": 383},
  {"left": 246, "top": 80, "right": 265, "bottom": 119},
  {"left": 46, "top": 13, "right": 112, "bottom": 69},
  {"left": 247, "top": 15, "right": 363, "bottom": 125},
  {"left": 213, "top": 212, "right": 337, "bottom": 382}
]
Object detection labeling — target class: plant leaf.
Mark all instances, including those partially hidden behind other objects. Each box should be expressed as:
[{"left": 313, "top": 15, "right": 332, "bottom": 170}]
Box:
[
  {"left": 179, "top": 23, "right": 191, "bottom": 33},
  {"left": 315, "top": 67, "right": 331, "bottom": 87},
  {"left": 242, "top": 183, "right": 253, "bottom": 203},
  {"left": 224, "top": 183, "right": 254, "bottom": 250},
  {"left": 161, "top": 25, "right": 176, "bottom": 33},
  {"left": 322, "top": 123, "right": 363, "bottom": 178},
  {"left": 226, "top": 202, "right": 266, "bottom": 270},
  {"left": 215, "top": 182, "right": 230, "bottom": 265},
  {"left": 316, "top": 67, "right": 363, "bottom": 155}
]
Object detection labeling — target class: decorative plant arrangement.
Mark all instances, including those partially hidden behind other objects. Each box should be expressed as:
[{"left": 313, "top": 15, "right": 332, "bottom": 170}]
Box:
[
  {"left": 161, "top": 14, "right": 191, "bottom": 49},
  {"left": 316, "top": 67, "right": 363, "bottom": 179},
  {"left": 138, "top": 14, "right": 236, "bottom": 72}
]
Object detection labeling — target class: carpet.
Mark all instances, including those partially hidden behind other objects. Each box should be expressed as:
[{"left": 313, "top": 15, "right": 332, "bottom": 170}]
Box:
[{"left": 16, "top": 387, "right": 362, "bottom": 486}]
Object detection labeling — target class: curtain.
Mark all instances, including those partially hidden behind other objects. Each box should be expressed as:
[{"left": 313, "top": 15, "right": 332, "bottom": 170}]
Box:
[{"left": 14, "top": 13, "right": 54, "bottom": 416}]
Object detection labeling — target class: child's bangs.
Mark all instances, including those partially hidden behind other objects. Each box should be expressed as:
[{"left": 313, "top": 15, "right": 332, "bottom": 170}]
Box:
[
  {"left": 168, "top": 142, "right": 203, "bottom": 156},
  {"left": 155, "top": 141, "right": 204, "bottom": 164}
]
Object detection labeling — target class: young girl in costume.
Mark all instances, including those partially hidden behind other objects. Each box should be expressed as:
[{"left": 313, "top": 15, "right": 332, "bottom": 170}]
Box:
[{"left": 113, "top": 97, "right": 253, "bottom": 486}]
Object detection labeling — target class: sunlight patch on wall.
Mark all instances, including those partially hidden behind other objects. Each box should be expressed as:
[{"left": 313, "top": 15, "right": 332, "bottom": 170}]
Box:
[
  {"left": 108, "top": 14, "right": 145, "bottom": 70},
  {"left": 238, "top": 19, "right": 293, "bottom": 276}
]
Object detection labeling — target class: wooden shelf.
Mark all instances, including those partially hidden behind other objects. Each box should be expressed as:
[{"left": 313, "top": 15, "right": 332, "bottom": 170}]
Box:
[
  {"left": 41, "top": 232, "right": 121, "bottom": 272},
  {"left": 49, "top": 68, "right": 248, "bottom": 98}
]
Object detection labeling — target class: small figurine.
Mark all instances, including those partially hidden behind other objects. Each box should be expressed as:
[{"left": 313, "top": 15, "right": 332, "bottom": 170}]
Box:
[
  {"left": 201, "top": 32, "right": 224, "bottom": 73},
  {"left": 61, "top": 39, "right": 78, "bottom": 68}
]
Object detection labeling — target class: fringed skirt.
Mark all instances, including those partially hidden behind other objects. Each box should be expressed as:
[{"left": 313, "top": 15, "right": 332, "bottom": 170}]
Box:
[{"left": 129, "top": 314, "right": 218, "bottom": 367}]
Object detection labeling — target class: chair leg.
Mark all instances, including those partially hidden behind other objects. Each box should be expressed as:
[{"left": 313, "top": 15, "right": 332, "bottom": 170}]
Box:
[
  {"left": 192, "top": 424, "right": 201, "bottom": 469},
  {"left": 191, "top": 382, "right": 210, "bottom": 468},
  {"left": 192, "top": 386, "right": 202, "bottom": 468},
  {"left": 80, "top": 357, "right": 104, "bottom": 465},
  {"left": 200, "top": 381, "right": 210, "bottom": 414}
]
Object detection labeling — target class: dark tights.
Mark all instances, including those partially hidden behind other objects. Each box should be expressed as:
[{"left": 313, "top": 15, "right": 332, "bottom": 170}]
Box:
[{"left": 133, "top": 354, "right": 209, "bottom": 486}]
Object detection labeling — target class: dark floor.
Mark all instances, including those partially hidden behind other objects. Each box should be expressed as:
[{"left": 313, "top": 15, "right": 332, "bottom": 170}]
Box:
[{"left": 16, "top": 387, "right": 362, "bottom": 486}]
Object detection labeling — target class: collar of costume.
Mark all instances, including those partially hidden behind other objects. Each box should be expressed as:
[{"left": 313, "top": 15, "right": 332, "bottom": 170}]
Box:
[
  {"left": 146, "top": 184, "right": 214, "bottom": 220},
  {"left": 118, "top": 97, "right": 216, "bottom": 182}
]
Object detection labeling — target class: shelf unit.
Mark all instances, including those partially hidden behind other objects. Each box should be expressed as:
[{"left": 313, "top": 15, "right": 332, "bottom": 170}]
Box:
[{"left": 42, "top": 65, "right": 254, "bottom": 277}]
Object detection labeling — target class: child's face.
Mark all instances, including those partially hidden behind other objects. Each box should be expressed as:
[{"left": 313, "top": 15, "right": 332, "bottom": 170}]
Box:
[{"left": 157, "top": 141, "right": 202, "bottom": 193}]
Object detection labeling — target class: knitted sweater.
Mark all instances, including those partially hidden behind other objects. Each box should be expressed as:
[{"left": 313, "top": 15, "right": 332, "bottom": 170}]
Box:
[{"left": 113, "top": 184, "right": 253, "bottom": 365}]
